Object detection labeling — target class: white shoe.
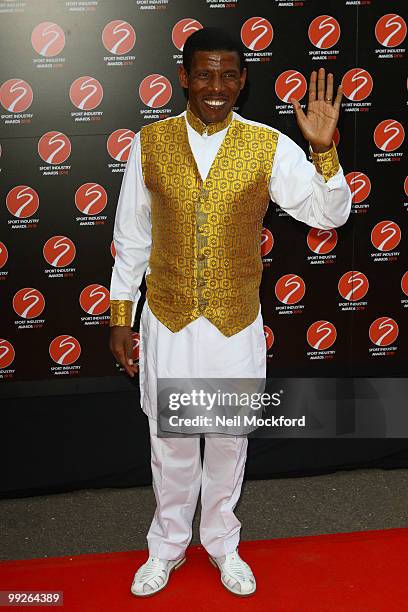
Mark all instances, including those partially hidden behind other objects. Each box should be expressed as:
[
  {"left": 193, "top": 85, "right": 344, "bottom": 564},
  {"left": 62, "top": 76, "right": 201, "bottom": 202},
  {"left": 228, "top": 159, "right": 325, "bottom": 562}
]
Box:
[
  {"left": 209, "top": 549, "right": 256, "bottom": 596},
  {"left": 130, "top": 555, "right": 186, "bottom": 597}
]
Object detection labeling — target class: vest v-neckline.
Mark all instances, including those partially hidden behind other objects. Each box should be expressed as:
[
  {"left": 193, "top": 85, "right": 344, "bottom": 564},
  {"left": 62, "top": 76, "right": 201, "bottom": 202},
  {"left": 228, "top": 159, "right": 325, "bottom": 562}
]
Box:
[
  {"left": 185, "top": 104, "right": 233, "bottom": 136},
  {"left": 183, "top": 114, "right": 235, "bottom": 186}
]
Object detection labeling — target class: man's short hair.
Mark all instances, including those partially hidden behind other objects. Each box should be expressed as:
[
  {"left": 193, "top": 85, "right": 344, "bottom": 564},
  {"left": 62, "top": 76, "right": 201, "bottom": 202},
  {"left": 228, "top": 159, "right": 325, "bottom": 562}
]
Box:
[{"left": 182, "top": 27, "right": 246, "bottom": 73}]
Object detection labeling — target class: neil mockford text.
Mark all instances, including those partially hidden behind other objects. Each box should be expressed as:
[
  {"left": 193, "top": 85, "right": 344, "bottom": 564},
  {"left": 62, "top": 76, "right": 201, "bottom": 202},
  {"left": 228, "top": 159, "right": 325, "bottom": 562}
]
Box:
[
  {"left": 166, "top": 389, "right": 306, "bottom": 428},
  {"left": 167, "top": 414, "right": 306, "bottom": 428}
]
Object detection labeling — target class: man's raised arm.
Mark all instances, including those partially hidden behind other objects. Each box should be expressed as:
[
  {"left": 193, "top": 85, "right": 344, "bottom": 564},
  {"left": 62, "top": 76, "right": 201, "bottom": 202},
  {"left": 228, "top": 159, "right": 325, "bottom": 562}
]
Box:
[{"left": 269, "top": 67, "right": 352, "bottom": 229}]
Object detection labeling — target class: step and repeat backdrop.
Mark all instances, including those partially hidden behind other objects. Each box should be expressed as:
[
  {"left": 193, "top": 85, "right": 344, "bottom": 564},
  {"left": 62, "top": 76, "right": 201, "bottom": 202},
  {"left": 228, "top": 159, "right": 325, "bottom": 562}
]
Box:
[{"left": 0, "top": 0, "right": 406, "bottom": 396}]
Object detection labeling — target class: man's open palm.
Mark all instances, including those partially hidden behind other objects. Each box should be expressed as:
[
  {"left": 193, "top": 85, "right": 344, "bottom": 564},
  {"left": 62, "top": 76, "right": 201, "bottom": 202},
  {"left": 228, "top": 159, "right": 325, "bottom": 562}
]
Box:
[{"left": 290, "top": 67, "right": 343, "bottom": 152}]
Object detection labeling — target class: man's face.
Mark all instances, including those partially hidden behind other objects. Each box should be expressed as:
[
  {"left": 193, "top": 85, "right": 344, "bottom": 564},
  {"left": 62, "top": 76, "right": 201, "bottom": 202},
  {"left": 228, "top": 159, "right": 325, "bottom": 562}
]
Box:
[{"left": 178, "top": 50, "right": 247, "bottom": 125}]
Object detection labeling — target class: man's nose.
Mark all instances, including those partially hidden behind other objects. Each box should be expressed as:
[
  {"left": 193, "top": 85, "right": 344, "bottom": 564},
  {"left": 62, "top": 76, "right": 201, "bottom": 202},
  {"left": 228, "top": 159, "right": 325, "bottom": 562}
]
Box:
[{"left": 208, "top": 73, "right": 222, "bottom": 93}]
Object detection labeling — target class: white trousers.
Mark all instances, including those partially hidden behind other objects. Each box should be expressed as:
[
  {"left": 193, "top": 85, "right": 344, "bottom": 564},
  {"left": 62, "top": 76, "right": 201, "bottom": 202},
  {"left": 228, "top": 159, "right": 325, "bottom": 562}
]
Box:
[
  {"left": 147, "top": 416, "right": 248, "bottom": 559},
  {"left": 139, "top": 300, "right": 266, "bottom": 560}
]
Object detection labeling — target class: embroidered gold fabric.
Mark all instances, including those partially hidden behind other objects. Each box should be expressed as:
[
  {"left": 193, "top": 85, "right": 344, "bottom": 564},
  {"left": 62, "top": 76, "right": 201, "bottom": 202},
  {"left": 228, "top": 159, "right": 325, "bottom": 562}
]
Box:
[
  {"left": 109, "top": 300, "right": 132, "bottom": 327},
  {"left": 140, "top": 115, "right": 279, "bottom": 336},
  {"left": 186, "top": 102, "right": 233, "bottom": 136},
  {"left": 310, "top": 141, "right": 340, "bottom": 182}
]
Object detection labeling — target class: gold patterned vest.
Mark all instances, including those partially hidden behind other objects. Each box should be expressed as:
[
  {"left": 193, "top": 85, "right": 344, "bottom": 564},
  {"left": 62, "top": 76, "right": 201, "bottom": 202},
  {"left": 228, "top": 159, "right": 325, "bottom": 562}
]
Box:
[{"left": 140, "top": 112, "right": 279, "bottom": 336}]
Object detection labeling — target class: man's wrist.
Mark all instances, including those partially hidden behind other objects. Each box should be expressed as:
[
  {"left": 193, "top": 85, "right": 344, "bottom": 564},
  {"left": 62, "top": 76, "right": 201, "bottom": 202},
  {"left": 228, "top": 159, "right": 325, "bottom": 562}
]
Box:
[
  {"left": 309, "top": 143, "right": 331, "bottom": 154},
  {"left": 309, "top": 141, "right": 340, "bottom": 182},
  {"left": 109, "top": 300, "right": 133, "bottom": 327}
]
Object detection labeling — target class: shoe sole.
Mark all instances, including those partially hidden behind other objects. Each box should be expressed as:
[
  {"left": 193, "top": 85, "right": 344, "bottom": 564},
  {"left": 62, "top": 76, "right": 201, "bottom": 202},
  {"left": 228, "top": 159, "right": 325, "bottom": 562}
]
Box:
[
  {"left": 130, "top": 556, "right": 186, "bottom": 597},
  {"left": 208, "top": 555, "right": 256, "bottom": 597}
]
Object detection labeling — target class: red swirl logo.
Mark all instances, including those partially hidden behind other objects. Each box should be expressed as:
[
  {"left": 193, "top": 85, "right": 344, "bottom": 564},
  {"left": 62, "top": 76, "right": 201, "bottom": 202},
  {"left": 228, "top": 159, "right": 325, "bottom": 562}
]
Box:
[
  {"left": 0, "top": 242, "right": 8, "bottom": 269},
  {"left": 139, "top": 74, "right": 172, "bottom": 108},
  {"left": 308, "top": 15, "right": 340, "bottom": 49},
  {"left": 275, "top": 70, "right": 307, "bottom": 103},
  {"left": 345, "top": 172, "right": 371, "bottom": 203},
  {"left": 107, "top": 129, "right": 135, "bottom": 162},
  {"left": 338, "top": 271, "right": 369, "bottom": 302},
  {"left": 371, "top": 221, "right": 401, "bottom": 252},
  {"left": 0, "top": 339, "right": 15, "bottom": 369},
  {"left": 13, "top": 288, "right": 45, "bottom": 319},
  {"left": 307, "top": 321, "right": 337, "bottom": 351},
  {"left": 110, "top": 240, "right": 116, "bottom": 259},
  {"left": 79, "top": 284, "right": 110, "bottom": 315},
  {"left": 261, "top": 228, "right": 274, "bottom": 256},
  {"left": 49, "top": 335, "right": 81, "bottom": 365},
  {"left": 172, "top": 18, "right": 203, "bottom": 51},
  {"left": 43, "top": 236, "right": 76, "bottom": 267},
  {"left": 102, "top": 20, "right": 136, "bottom": 55},
  {"left": 132, "top": 332, "right": 140, "bottom": 362},
  {"left": 75, "top": 183, "right": 107, "bottom": 215},
  {"left": 275, "top": 274, "right": 305, "bottom": 305},
  {"left": 374, "top": 120, "right": 404, "bottom": 152},
  {"left": 342, "top": 68, "right": 373, "bottom": 101},
  {"left": 401, "top": 271, "right": 408, "bottom": 297},
  {"left": 401, "top": 270, "right": 408, "bottom": 295},
  {"left": 375, "top": 14, "right": 407, "bottom": 48},
  {"left": 6, "top": 186, "right": 39, "bottom": 218},
  {"left": 38, "top": 131, "right": 71, "bottom": 165},
  {"left": 0, "top": 78, "right": 33, "bottom": 113},
  {"left": 263, "top": 325, "right": 274, "bottom": 351},
  {"left": 369, "top": 317, "right": 398, "bottom": 347},
  {"left": 70, "top": 76, "right": 103, "bottom": 111},
  {"left": 307, "top": 228, "right": 337, "bottom": 254},
  {"left": 31, "top": 22, "right": 65, "bottom": 56},
  {"left": 241, "top": 17, "right": 273, "bottom": 51}
]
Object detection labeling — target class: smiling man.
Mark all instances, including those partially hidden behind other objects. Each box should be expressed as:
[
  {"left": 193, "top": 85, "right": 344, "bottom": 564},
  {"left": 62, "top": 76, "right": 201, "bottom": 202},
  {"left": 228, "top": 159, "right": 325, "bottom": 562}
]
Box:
[
  {"left": 109, "top": 27, "right": 351, "bottom": 597},
  {"left": 179, "top": 46, "right": 246, "bottom": 125}
]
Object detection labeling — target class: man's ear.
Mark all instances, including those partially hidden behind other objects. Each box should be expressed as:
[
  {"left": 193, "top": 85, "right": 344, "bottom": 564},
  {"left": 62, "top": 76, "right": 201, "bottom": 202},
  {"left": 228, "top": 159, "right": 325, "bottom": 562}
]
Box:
[{"left": 178, "top": 64, "right": 189, "bottom": 89}]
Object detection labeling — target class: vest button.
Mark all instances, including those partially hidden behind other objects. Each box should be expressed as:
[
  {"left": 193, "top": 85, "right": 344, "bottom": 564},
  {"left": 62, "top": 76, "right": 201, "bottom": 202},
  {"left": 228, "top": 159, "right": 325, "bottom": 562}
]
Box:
[
  {"left": 197, "top": 225, "right": 205, "bottom": 233},
  {"left": 197, "top": 253, "right": 206, "bottom": 261}
]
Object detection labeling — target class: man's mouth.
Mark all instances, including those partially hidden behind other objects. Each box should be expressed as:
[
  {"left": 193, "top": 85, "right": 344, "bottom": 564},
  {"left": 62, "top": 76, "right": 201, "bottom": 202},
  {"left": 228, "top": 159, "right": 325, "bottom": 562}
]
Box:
[{"left": 203, "top": 99, "right": 227, "bottom": 109}]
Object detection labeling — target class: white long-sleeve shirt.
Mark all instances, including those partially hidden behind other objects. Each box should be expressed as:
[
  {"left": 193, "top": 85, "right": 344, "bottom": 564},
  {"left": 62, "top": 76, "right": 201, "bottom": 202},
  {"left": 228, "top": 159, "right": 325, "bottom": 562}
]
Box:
[
  {"left": 110, "top": 110, "right": 351, "bottom": 417},
  {"left": 110, "top": 109, "right": 351, "bottom": 324}
]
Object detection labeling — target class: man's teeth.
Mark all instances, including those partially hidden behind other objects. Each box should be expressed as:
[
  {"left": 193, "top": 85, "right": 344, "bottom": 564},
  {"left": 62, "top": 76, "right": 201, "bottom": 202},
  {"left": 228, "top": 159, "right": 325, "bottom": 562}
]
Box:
[{"left": 205, "top": 100, "right": 225, "bottom": 107}]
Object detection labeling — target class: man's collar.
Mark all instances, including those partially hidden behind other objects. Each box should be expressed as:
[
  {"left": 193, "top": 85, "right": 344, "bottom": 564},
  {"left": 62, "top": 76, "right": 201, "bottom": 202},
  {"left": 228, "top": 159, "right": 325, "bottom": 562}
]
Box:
[{"left": 186, "top": 103, "right": 233, "bottom": 136}]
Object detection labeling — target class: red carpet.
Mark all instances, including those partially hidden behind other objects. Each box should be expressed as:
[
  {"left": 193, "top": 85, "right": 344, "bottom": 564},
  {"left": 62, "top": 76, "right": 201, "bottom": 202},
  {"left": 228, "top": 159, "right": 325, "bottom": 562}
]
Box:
[{"left": 0, "top": 529, "right": 406, "bottom": 611}]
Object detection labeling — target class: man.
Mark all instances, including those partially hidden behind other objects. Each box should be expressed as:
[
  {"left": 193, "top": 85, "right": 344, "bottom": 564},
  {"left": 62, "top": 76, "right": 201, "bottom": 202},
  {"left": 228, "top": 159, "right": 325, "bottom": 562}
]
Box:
[{"left": 109, "top": 27, "right": 351, "bottom": 597}]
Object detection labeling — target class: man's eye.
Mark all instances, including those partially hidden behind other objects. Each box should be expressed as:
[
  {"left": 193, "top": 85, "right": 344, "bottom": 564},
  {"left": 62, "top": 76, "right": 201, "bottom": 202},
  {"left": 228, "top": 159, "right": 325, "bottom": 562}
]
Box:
[{"left": 198, "top": 72, "right": 209, "bottom": 78}]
